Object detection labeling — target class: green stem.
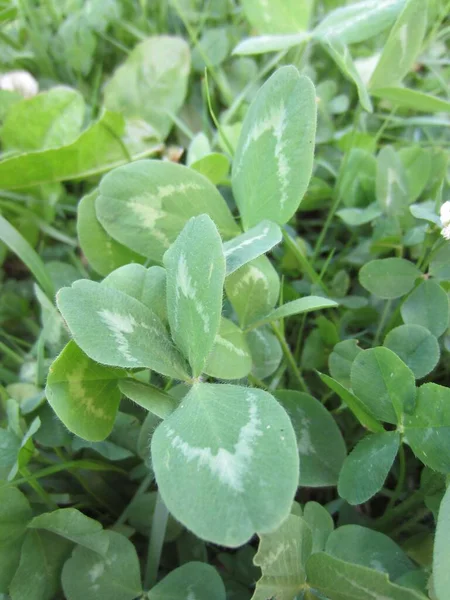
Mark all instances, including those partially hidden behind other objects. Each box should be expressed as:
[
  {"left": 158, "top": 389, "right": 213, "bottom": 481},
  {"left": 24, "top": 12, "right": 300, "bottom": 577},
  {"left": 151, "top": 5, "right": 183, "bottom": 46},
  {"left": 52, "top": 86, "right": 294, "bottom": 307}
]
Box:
[
  {"left": 373, "top": 300, "right": 392, "bottom": 346},
  {"left": 115, "top": 473, "right": 153, "bottom": 527},
  {"left": 145, "top": 492, "right": 169, "bottom": 590},
  {"left": 19, "top": 466, "right": 57, "bottom": 510},
  {"left": 272, "top": 324, "right": 309, "bottom": 393},
  {"left": 384, "top": 443, "right": 406, "bottom": 513},
  {"left": 282, "top": 230, "right": 328, "bottom": 293},
  {"left": 248, "top": 373, "right": 269, "bottom": 390}
]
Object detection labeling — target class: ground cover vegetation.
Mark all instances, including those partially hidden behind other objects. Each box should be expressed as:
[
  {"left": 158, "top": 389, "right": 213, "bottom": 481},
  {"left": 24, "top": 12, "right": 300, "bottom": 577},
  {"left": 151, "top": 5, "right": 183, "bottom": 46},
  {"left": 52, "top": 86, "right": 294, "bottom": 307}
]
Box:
[{"left": 0, "top": 0, "right": 450, "bottom": 598}]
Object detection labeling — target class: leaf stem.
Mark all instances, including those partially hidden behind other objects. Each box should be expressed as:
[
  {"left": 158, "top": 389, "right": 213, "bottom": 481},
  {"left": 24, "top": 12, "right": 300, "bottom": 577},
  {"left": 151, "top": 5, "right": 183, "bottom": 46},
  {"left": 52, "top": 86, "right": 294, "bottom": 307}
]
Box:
[
  {"left": 282, "top": 229, "right": 328, "bottom": 293},
  {"left": 115, "top": 472, "right": 154, "bottom": 527},
  {"left": 384, "top": 443, "right": 406, "bottom": 514},
  {"left": 145, "top": 492, "right": 169, "bottom": 590},
  {"left": 373, "top": 300, "right": 392, "bottom": 346},
  {"left": 271, "top": 324, "right": 309, "bottom": 393}
]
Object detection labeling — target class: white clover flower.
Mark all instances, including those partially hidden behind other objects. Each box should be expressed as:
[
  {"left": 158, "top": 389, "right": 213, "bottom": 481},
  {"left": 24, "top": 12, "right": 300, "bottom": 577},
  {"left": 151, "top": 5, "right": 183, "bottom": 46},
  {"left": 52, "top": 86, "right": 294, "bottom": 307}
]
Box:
[
  {"left": 440, "top": 201, "right": 450, "bottom": 240},
  {"left": 0, "top": 70, "right": 38, "bottom": 98}
]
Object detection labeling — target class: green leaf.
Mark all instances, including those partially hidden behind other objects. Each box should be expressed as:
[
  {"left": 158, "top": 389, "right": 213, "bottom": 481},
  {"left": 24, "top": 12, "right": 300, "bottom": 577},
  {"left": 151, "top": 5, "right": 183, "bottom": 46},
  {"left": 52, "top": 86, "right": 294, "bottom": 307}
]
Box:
[
  {"left": 0, "top": 110, "right": 157, "bottom": 190},
  {"left": 204, "top": 317, "right": 252, "bottom": 380},
  {"left": 275, "top": 390, "right": 347, "bottom": 487},
  {"left": 313, "top": 0, "right": 406, "bottom": 45},
  {"left": 56, "top": 280, "right": 189, "bottom": 379},
  {"left": 241, "top": 0, "right": 314, "bottom": 33},
  {"left": 326, "top": 525, "right": 415, "bottom": 580},
  {"left": 0, "top": 214, "right": 54, "bottom": 300},
  {"left": 400, "top": 146, "right": 432, "bottom": 203},
  {"left": 248, "top": 296, "right": 338, "bottom": 329},
  {"left": 246, "top": 326, "right": 283, "bottom": 379},
  {"left": 0, "top": 428, "right": 20, "bottom": 479},
  {"left": 1, "top": 86, "right": 84, "bottom": 152},
  {"left": 306, "top": 552, "right": 426, "bottom": 600},
  {"left": 119, "top": 379, "right": 176, "bottom": 419},
  {"left": 46, "top": 341, "right": 124, "bottom": 442},
  {"left": 104, "top": 36, "right": 190, "bottom": 140},
  {"left": 376, "top": 146, "right": 409, "bottom": 217},
  {"left": 434, "top": 484, "right": 450, "bottom": 600},
  {"left": 359, "top": 258, "right": 420, "bottom": 299},
  {"left": 102, "top": 264, "right": 167, "bottom": 323},
  {"left": 62, "top": 531, "right": 142, "bottom": 600},
  {"left": 404, "top": 383, "right": 450, "bottom": 473},
  {"left": 338, "top": 432, "right": 400, "bottom": 505},
  {"left": 329, "top": 339, "right": 362, "bottom": 389},
  {"left": 430, "top": 243, "right": 450, "bottom": 281},
  {"left": 148, "top": 562, "right": 226, "bottom": 600},
  {"left": 77, "top": 190, "right": 144, "bottom": 278},
  {"left": 385, "top": 324, "right": 440, "bottom": 379},
  {"left": 190, "top": 152, "right": 230, "bottom": 184},
  {"left": 337, "top": 204, "right": 383, "bottom": 227},
  {"left": 371, "top": 87, "right": 450, "bottom": 113},
  {"left": 318, "top": 372, "right": 384, "bottom": 433},
  {"left": 320, "top": 39, "right": 372, "bottom": 112},
  {"left": 232, "top": 66, "right": 317, "bottom": 229},
  {"left": 164, "top": 215, "right": 225, "bottom": 378},
  {"left": 0, "top": 487, "right": 32, "bottom": 592},
  {"left": 252, "top": 514, "right": 312, "bottom": 600},
  {"left": 401, "top": 281, "right": 449, "bottom": 338},
  {"left": 303, "top": 501, "right": 334, "bottom": 553},
  {"left": 369, "top": 0, "right": 428, "bottom": 90},
  {"left": 9, "top": 530, "right": 72, "bottom": 600},
  {"left": 351, "top": 347, "right": 416, "bottom": 423},
  {"left": 29, "top": 508, "right": 109, "bottom": 554},
  {"left": 225, "top": 256, "right": 280, "bottom": 329},
  {"left": 224, "top": 220, "right": 282, "bottom": 275},
  {"left": 96, "top": 159, "right": 239, "bottom": 262},
  {"left": 192, "top": 27, "right": 229, "bottom": 71},
  {"left": 233, "top": 32, "right": 309, "bottom": 56},
  {"left": 152, "top": 383, "right": 299, "bottom": 547}
]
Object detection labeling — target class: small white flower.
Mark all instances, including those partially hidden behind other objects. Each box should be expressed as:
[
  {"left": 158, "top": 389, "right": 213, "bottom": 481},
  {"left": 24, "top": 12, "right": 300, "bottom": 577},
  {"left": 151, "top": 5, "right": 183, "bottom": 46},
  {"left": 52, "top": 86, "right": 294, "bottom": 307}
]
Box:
[
  {"left": 440, "top": 201, "right": 450, "bottom": 240},
  {"left": 0, "top": 70, "right": 38, "bottom": 98}
]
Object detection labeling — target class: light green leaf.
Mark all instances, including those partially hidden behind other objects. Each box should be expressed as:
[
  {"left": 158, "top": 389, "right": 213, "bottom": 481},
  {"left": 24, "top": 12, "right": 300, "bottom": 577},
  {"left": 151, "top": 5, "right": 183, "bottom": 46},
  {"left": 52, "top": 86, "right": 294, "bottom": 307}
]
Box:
[
  {"left": 225, "top": 256, "right": 280, "bottom": 329},
  {"left": 241, "top": 0, "right": 314, "bottom": 33},
  {"left": 56, "top": 280, "right": 189, "bottom": 378},
  {"left": 385, "top": 324, "right": 440, "bottom": 379},
  {"left": 46, "top": 341, "right": 124, "bottom": 441},
  {"left": 104, "top": 36, "right": 190, "bottom": 140},
  {"left": 430, "top": 244, "right": 450, "bottom": 281},
  {"left": 275, "top": 390, "right": 347, "bottom": 487},
  {"left": 306, "top": 552, "right": 426, "bottom": 600},
  {"left": 102, "top": 264, "right": 167, "bottom": 323},
  {"left": 119, "top": 379, "right": 176, "bottom": 419},
  {"left": 359, "top": 258, "right": 420, "bottom": 299},
  {"left": 252, "top": 514, "right": 312, "bottom": 600},
  {"left": 164, "top": 215, "right": 225, "bottom": 378},
  {"left": 371, "top": 87, "right": 450, "bottom": 113},
  {"left": 399, "top": 146, "right": 432, "bottom": 203},
  {"left": 1, "top": 86, "right": 84, "bottom": 152},
  {"left": 326, "top": 525, "right": 415, "bottom": 580},
  {"left": 337, "top": 204, "right": 383, "bottom": 227},
  {"left": 401, "top": 281, "right": 449, "bottom": 338},
  {"left": 148, "top": 562, "right": 226, "bottom": 600},
  {"left": 246, "top": 326, "right": 283, "bottom": 379},
  {"left": 320, "top": 39, "right": 372, "bottom": 112},
  {"left": 318, "top": 372, "right": 384, "bottom": 433},
  {"left": 0, "top": 487, "right": 32, "bottom": 592},
  {"left": 204, "top": 317, "right": 252, "bottom": 380},
  {"left": 152, "top": 383, "right": 299, "bottom": 547},
  {"left": 192, "top": 27, "right": 229, "bottom": 71},
  {"left": 313, "top": 0, "right": 406, "bottom": 45},
  {"left": 224, "top": 220, "right": 282, "bottom": 275},
  {"left": 232, "top": 66, "right": 317, "bottom": 229},
  {"left": 9, "top": 530, "right": 72, "bottom": 600},
  {"left": 351, "top": 347, "right": 416, "bottom": 423},
  {"left": 329, "top": 339, "right": 362, "bottom": 389},
  {"left": 77, "top": 190, "right": 145, "bottom": 278},
  {"left": 0, "top": 110, "right": 158, "bottom": 190},
  {"left": 190, "top": 152, "right": 230, "bottom": 184},
  {"left": 233, "top": 33, "right": 309, "bottom": 56},
  {"left": 248, "top": 296, "right": 338, "bottom": 329},
  {"left": 303, "top": 502, "right": 334, "bottom": 554},
  {"left": 62, "top": 531, "right": 142, "bottom": 600},
  {"left": 376, "top": 146, "right": 409, "bottom": 217},
  {"left": 29, "top": 508, "right": 109, "bottom": 555},
  {"left": 96, "top": 159, "right": 239, "bottom": 262},
  {"left": 404, "top": 383, "right": 450, "bottom": 473},
  {"left": 338, "top": 432, "right": 400, "bottom": 505},
  {"left": 0, "top": 214, "right": 54, "bottom": 300},
  {"left": 369, "top": 0, "right": 428, "bottom": 90},
  {"left": 0, "top": 429, "right": 20, "bottom": 479},
  {"left": 434, "top": 485, "right": 450, "bottom": 600}
]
